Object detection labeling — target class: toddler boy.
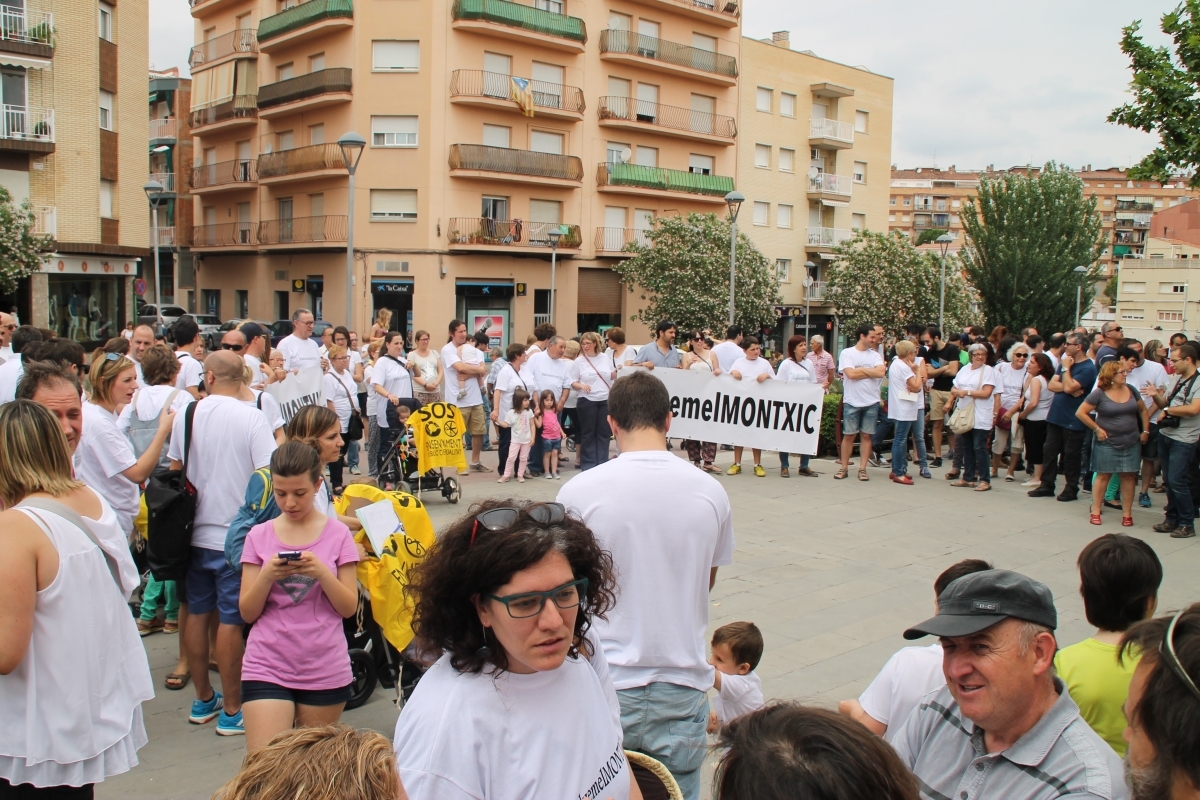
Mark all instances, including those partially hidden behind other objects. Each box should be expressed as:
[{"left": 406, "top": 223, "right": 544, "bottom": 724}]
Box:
[{"left": 707, "top": 621, "right": 765, "bottom": 732}]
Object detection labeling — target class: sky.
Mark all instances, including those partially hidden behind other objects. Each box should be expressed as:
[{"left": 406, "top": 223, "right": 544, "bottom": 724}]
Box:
[{"left": 151, "top": 0, "right": 1173, "bottom": 173}]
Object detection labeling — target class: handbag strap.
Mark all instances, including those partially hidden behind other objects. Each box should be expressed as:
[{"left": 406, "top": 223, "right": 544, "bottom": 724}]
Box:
[
  {"left": 582, "top": 352, "right": 612, "bottom": 389},
  {"left": 16, "top": 496, "right": 123, "bottom": 589}
]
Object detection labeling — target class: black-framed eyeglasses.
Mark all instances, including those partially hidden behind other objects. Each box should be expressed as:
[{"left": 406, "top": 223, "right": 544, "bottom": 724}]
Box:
[
  {"left": 470, "top": 502, "right": 566, "bottom": 547},
  {"left": 220, "top": 342, "right": 244, "bottom": 351},
  {"left": 487, "top": 578, "right": 588, "bottom": 619}
]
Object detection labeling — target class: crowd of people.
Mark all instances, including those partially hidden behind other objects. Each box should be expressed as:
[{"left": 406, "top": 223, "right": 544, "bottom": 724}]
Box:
[{"left": 0, "top": 307, "right": 1197, "bottom": 800}]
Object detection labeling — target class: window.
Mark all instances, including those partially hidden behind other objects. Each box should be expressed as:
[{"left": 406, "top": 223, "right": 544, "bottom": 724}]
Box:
[
  {"left": 753, "top": 201, "right": 768, "bottom": 226},
  {"left": 609, "top": 77, "right": 631, "bottom": 97},
  {"left": 533, "top": 0, "right": 563, "bottom": 12},
  {"left": 756, "top": 87, "right": 771, "bottom": 112},
  {"left": 889, "top": 197, "right": 897, "bottom": 206},
  {"left": 482, "top": 124, "right": 510, "bottom": 148},
  {"left": 99, "top": 90, "right": 114, "bottom": 130},
  {"left": 1159, "top": 310, "right": 1183, "bottom": 322},
  {"left": 308, "top": 123, "right": 324, "bottom": 145},
  {"left": 854, "top": 110, "right": 869, "bottom": 133},
  {"left": 372, "top": 40, "right": 419, "bottom": 71},
  {"left": 277, "top": 130, "right": 294, "bottom": 150},
  {"left": 608, "top": 11, "right": 630, "bottom": 29},
  {"left": 370, "top": 189, "right": 417, "bottom": 221},
  {"left": 371, "top": 115, "right": 417, "bottom": 147},
  {"left": 754, "top": 144, "right": 770, "bottom": 168},
  {"left": 276, "top": 62, "right": 295, "bottom": 81},
  {"left": 781, "top": 92, "right": 796, "bottom": 117},
  {"left": 889, "top": 214, "right": 896, "bottom": 222},
  {"left": 635, "top": 145, "right": 657, "bottom": 167},
  {"left": 853, "top": 161, "right": 867, "bottom": 183},
  {"left": 692, "top": 32, "right": 716, "bottom": 51},
  {"left": 779, "top": 148, "right": 794, "bottom": 172},
  {"left": 607, "top": 140, "right": 630, "bottom": 163},
  {"left": 1161, "top": 283, "right": 1187, "bottom": 294},
  {"left": 530, "top": 130, "right": 564, "bottom": 155},
  {"left": 98, "top": 2, "right": 113, "bottom": 40},
  {"left": 529, "top": 199, "right": 562, "bottom": 223},
  {"left": 483, "top": 51, "right": 511, "bottom": 75},
  {"left": 236, "top": 290, "right": 249, "bottom": 320},
  {"left": 777, "top": 204, "right": 792, "bottom": 228},
  {"left": 903, "top": 197, "right": 911, "bottom": 206},
  {"left": 952, "top": 199, "right": 960, "bottom": 208},
  {"left": 1122, "top": 281, "right": 1146, "bottom": 294},
  {"left": 308, "top": 193, "right": 324, "bottom": 217},
  {"left": 1103, "top": 199, "right": 1112, "bottom": 206},
  {"left": 482, "top": 196, "right": 508, "bottom": 219},
  {"left": 309, "top": 52, "right": 325, "bottom": 72},
  {"left": 99, "top": 180, "right": 114, "bottom": 218},
  {"left": 852, "top": 213, "right": 866, "bottom": 231},
  {"left": 1121, "top": 309, "right": 1144, "bottom": 321},
  {"left": 689, "top": 153, "right": 713, "bottom": 174},
  {"left": 776, "top": 259, "right": 791, "bottom": 283}
]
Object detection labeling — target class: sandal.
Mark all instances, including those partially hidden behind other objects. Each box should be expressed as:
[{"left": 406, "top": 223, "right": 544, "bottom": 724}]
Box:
[
  {"left": 834, "top": 467, "right": 849, "bottom": 480},
  {"left": 950, "top": 480, "right": 974, "bottom": 488},
  {"left": 1004, "top": 475, "right": 1015, "bottom": 482},
  {"left": 1090, "top": 513, "right": 1102, "bottom": 525},
  {"left": 1122, "top": 516, "right": 1134, "bottom": 527},
  {"left": 164, "top": 672, "right": 191, "bottom": 691},
  {"left": 974, "top": 483, "right": 991, "bottom": 492},
  {"left": 163, "top": 620, "right": 179, "bottom": 634},
  {"left": 1103, "top": 500, "right": 1122, "bottom": 510},
  {"left": 858, "top": 469, "right": 869, "bottom": 481}
]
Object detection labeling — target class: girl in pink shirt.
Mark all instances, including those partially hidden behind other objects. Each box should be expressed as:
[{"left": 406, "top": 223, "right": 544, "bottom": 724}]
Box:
[{"left": 539, "top": 389, "right": 563, "bottom": 480}]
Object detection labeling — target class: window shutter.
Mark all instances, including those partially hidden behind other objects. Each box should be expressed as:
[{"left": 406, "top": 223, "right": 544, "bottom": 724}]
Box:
[{"left": 578, "top": 269, "right": 622, "bottom": 314}]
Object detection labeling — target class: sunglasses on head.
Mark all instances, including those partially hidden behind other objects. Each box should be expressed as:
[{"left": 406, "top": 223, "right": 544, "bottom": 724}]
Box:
[
  {"left": 470, "top": 502, "right": 566, "bottom": 547},
  {"left": 220, "top": 342, "right": 245, "bottom": 351}
]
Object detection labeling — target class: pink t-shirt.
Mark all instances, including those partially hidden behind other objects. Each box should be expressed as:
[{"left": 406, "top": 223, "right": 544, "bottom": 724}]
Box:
[
  {"left": 541, "top": 409, "right": 563, "bottom": 440},
  {"left": 241, "top": 517, "right": 359, "bottom": 690}
]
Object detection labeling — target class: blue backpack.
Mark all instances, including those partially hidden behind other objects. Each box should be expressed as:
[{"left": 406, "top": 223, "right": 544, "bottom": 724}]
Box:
[{"left": 225, "top": 467, "right": 279, "bottom": 570}]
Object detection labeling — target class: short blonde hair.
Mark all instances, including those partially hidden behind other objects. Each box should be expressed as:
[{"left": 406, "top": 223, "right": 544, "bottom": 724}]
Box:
[
  {"left": 894, "top": 340, "right": 916, "bottom": 359},
  {"left": 580, "top": 331, "right": 603, "bottom": 353},
  {"left": 0, "top": 400, "right": 82, "bottom": 506},
  {"left": 564, "top": 339, "right": 581, "bottom": 358},
  {"left": 87, "top": 350, "right": 135, "bottom": 405},
  {"left": 327, "top": 344, "right": 347, "bottom": 360}
]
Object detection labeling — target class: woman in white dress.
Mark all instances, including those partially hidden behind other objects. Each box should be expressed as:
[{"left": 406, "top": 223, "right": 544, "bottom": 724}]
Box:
[
  {"left": 680, "top": 330, "right": 721, "bottom": 472},
  {"left": 776, "top": 335, "right": 820, "bottom": 477},
  {"left": 0, "top": 400, "right": 153, "bottom": 796}
]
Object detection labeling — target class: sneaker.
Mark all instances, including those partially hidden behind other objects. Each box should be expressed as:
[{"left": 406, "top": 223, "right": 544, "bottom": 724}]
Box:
[
  {"left": 189, "top": 691, "right": 223, "bottom": 725},
  {"left": 348, "top": 466, "right": 360, "bottom": 475},
  {"left": 920, "top": 468, "right": 933, "bottom": 479},
  {"left": 544, "top": 473, "right": 555, "bottom": 480},
  {"left": 1139, "top": 492, "right": 1152, "bottom": 508},
  {"left": 867, "top": 454, "right": 883, "bottom": 468},
  {"left": 931, "top": 457, "right": 943, "bottom": 468},
  {"left": 1153, "top": 521, "right": 1180, "bottom": 533},
  {"left": 471, "top": 462, "right": 493, "bottom": 473},
  {"left": 1170, "top": 526, "right": 1196, "bottom": 538},
  {"left": 215, "top": 708, "right": 245, "bottom": 736},
  {"left": 753, "top": 465, "right": 766, "bottom": 477},
  {"left": 727, "top": 464, "right": 742, "bottom": 475},
  {"left": 1021, "top": 479, "right": 1041, "bottom": 488},
  {"left": 552, "top": 473, "right": 561, "bottom": 480}
]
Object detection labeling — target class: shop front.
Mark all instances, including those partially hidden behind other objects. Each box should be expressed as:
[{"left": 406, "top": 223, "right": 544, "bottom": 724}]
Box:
[
  {"left": 40, "top": 255, "right": 137, "bottom": 349},
  {"left": 371, "top": 277, "right": 414, "bottom": 339},
  {"left": 456, "top": 280, "right": 512, "bottom": 351}
]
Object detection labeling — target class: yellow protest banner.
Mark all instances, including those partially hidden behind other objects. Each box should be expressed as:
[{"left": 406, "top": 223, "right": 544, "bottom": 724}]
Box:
[{"left": 409, "top": 401, "right": 469, "bottom": 473}]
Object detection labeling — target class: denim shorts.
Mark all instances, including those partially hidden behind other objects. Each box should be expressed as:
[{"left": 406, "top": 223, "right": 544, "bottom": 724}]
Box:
[
  {"left": 186, "top": 546, "right": 245, "bottom": 625},
  {"left": 242, "top": 680, "right": 352, "bottom": 706},
  {"left": 618, "top": 683, "right": 709, "bottom": 800},
  {"left": 842, "top": 402, "right": 880, "bottom": 436},
  {"left": 542, "top": 437, "right": 562, "bottom": 452}
]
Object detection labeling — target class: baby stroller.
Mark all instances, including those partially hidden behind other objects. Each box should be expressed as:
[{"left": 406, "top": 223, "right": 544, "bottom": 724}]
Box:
[
  {"left": 377, "top": 399, "right": 462, "bottom": 504},
  {"left": 344, "top": 590, "right": 425, "bottom": 709}
]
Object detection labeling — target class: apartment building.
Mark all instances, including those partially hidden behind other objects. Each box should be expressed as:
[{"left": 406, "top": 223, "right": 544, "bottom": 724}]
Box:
[
  {"left": 1115, "top": 199, "right": 1200, "bottom": 341},
  {"left": 188, "top": 0, "right": 742, "bottom": 344},
  {"left": 738, "top": 31, "right": 892, "bottom": 345},
  {"left": 148, "top": 68, "right": 194, "bottom": 308},
  {"left": 0, "top": 0, "right": 149, "bottom": 344}
]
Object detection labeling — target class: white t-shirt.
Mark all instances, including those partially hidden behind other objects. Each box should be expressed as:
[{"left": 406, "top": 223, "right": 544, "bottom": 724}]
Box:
[
  {"left": 174, "top": 351, "right": 203, "bottom": 392},
  {"left": 493, "top": 362, "right": 529, "bottom": 419},
  {"left": 74, "top": 402, "right": 139, "bottom": 534},
  {"left": 505, "top": 408, "right": 536, "bottom": 445},
  {"left": 0, "top": 343, "right": 12, "bottom": 361},
  {"left": 857, "top": 643, "right": 945, "bottom": 743},
  {"left": 364, "top": 364, "right": 378, "bottom": 417},
  {"left": 374, "top": 355, "right": 414, "bottom": 428},
  {"left": 167, "top": 394, "right": 276, "bottom": 551},
  {"left": 441, "top": 342, "right": 482, "bottom": 408},
  {"left": 711, "top": 671, "right": 764, "bottom": 728},
  {"left": 527, "top": 350, "right": 570, "bottom": 400},
  {"left": 952, "top": 363, "right": 998, "bottom": 430},
  {"left": 712, "top": 341, "right": 743, "bottom": 374},
  {"left": 570, "top": 352, "right": 615, "bottom": 402},
  {"left": 995, "top": 361, "right": 1027, "bottom": 409},
  {"left": 557, "top": 450, "right": 735, "bottom": 691},
  {"left": 887, "top": 359, "right": 920, "bottom": 422},
  {"left": 244, "top": 353, "right": 266, "bottom": 389},
  {"left": 324, "top": 368, "right": 358, "bottom": 433},
  {"left": 0, "top": 353, "right": 22, "bottom": 404},
  {"left": 1048, "top": 350, "right": 1061, "bottom": 371},
  {"left": 394, "top": 653, "right": 629, "bottom": 800},
  {"left": 838, "top": 346, "right": 885, "bottom": 408},
  {"left": 127, "top": 355, "right": 145, "bottom": 387},
  {"left": 1128, "top": 359, "right": 1169, "bottom": 422},
  {"left": 247, "top": 390, "right": 285, "bottom": 434},
  {"left": 607, "top": 346, "right": 635, "bottom": 367},
  {"left": 117, "top": 385, "right": 193, "bottom": 436},
  {"left": 776, "top": 358, "right": 815, "bottom": 384},
  {"left": 730, "top": 355, "right": 775, "bottom": 382},
  {"left": 277, "top": 334, "right": 322, "bottom": 372}
]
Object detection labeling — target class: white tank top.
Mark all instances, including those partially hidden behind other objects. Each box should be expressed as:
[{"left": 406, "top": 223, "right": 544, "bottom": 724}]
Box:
[
  {"left": 0, "top": 496, "right": 153, "bottom": 787},
  {"left": 689, "top": 353, "right": 715, "bottom": 372}
]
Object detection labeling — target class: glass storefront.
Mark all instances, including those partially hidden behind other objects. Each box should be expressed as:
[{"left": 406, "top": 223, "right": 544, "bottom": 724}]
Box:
[{"left": 47, "top": 274, "right": 125, "bottom": 349}]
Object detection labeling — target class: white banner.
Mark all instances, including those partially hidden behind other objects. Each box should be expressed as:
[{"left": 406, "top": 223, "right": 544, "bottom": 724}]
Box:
[
  {"left": 263, "top": 366, "right": 326, "bottom": 422},
  {"left": 621, "top": 367, "right": 824, "bottom": 454}
]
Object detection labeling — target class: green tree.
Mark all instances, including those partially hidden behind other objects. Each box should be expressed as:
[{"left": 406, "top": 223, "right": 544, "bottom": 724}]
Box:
[
  {"left": 1103, "top": 273, "right": 1120, "bottom": 306},
  {"left": 1109, "top": 2, "right": 1200, "bottom": 186},
  {"left": 825, "top": 230, "right": 973, "bottom": 334},
  {"left": 0, "top": 186, "right": 50, "bottom": 295},
  {"left": 915, "top": 228, "right": 949, "bottom": 247},
  {"left": 612, "top": 212, "right": 781, "bottom": 333},
  {"left": 959, "top": 164, "right": 1104, "bottom": 333}
]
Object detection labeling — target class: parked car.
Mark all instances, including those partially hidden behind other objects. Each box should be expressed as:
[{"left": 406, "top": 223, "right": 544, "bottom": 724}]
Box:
[
  {"left": 169, "top": 314, "right": 222, "bottom": 349},
  {"left": 270, "top": 319, "right": 332, "bottom": 347},
  {"left": 209, "top": 318, "right": 273, "bottom": 350},
  {"left": 136, "top": 304, "right": 187, "bottom": 337}
]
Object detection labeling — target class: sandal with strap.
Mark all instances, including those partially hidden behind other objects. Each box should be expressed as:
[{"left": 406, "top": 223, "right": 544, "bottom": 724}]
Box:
[
  {"left": 834, "top": 467, "right": 849, "bottom": 480},
  {"left": 858, "top": 469, "right": 869, "bottom": 481}
]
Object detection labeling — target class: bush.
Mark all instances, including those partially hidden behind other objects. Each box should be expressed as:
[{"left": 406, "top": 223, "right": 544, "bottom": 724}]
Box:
[{"left": 819, "top": 394, "right": 841, "bottom": 456}]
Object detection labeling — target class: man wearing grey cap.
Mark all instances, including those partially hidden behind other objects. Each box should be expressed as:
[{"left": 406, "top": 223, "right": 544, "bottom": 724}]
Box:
[{"left": 892, "top": 569, "right": 1127, "bottom": 800}]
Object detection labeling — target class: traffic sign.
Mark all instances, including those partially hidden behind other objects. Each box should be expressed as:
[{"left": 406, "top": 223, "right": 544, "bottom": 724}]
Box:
[{"left": 134, "top": 278, "right": 147, "bottom": 296}]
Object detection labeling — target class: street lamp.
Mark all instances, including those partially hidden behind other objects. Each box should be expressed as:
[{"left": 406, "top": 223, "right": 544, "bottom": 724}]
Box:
[
  {"left": 337, "top": 132, "right": 366, "bottom": 328},
  {"left": 1073, "top": 265, "right": 1089, "bottom": 329},
  {"left": 803, "top": 260, "right": 816, "bottom": 340},
  {"left": 936, "top": 233, "right": 953, "bottom": 332},
  {"left": 724, "top": 190, "right": 744, "bottom": 325},
  {"left": 547, "top": 226, "right": 562, "bottom": 327},
  {"left": 143, "top": 180, "right": 165, "bottom": 308}
]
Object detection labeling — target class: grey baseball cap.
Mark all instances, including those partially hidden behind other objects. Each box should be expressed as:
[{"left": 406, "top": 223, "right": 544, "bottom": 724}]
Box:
[{"left": 903, "top": 569, "right": 1057, "bottom": 640}]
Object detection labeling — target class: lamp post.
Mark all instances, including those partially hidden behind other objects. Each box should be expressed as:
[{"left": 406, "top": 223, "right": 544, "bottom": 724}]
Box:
[
  {"left": 1073, "top": 265, "right": 1088, "bottom": 329},
  {"left": 803, "top": 261, "right": 815, "bottom": 340},
  {"left": 724, "top": 191, "right": 744, "bottom": 326},
  {"left": 547, "top": 226, "right": 562, "bottom": 327},
  {"left": 936, "top": 233, "right": 953, "bottom": 332},
  {"left": 143, "top": 180, "right": 165, "bottom": 308},
  {"left": 337, "top": 132, "right": 366, "bottom": 328}
]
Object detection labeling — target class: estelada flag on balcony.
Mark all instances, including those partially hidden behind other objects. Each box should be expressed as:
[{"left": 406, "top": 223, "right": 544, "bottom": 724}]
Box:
[{"left": 510, "top": 76, "right": 535, "bottom": 117}]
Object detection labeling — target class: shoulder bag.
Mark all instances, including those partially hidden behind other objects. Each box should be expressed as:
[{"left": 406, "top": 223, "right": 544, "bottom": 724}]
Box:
[
  {"left": 143, "top": 400, "right": 198, "bottom": 581},
  {"left": 948, "top": 366, "right": 986, "bottom": 435},
  {"left": 338, "top": 372, "right": 364, "bottom": 441}
]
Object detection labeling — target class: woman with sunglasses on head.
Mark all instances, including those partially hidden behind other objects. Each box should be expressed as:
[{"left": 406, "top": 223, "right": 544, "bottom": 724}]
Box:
[
  {"left": 679, "top": 331, "right": 721, "bottom": 473},
  {"left": 394, "top": 499, "right": 637, "bottom": 800}
]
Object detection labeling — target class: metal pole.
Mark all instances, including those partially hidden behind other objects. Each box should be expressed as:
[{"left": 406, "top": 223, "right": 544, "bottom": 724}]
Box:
[
  {"left": 805, "top": 294, "right": 810, "bottom": 340},
  {"left": 151, "top": 205, "right": 162, "bottom": 306},
  {"left": 1184, "top": 282, "right": 1190, "bottom": 337},
  {"left": 345, "top": 171, "right": 355, "bottom": 328},
  {"left": 728, "top": 218, "right": 737, "bottom": 326},
  {"left": 1075, "top": 282, "right": 1082, "bottom": 329},
  {"left": 549, "top": 242, "right": 557, "bottom": 327},
  {"left": 938, "top": 252, "right": 946, "bottom": 333}
]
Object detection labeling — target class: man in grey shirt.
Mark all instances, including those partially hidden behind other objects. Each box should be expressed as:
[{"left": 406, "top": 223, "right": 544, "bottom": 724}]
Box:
[
  {"left": 893, "top": 569, "right": 1127, "bottom": 800},
  {"left": 633, "top": 319, "right": 682, "bottom": 369},
  {"left": 1143, "top": 342, "right": 1200, "bottom": 539}
]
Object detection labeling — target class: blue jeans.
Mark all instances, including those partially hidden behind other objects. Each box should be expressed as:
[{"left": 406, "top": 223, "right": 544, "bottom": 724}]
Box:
[
  {"left": 1159, "top": 435, "right": 1197, "bottom": 527},
  {"left": 891, "top": 420, "right": 916, "bottom": 476},
  {"left": 961, "top": 428, "right": 991, "bottom": 483},
  {"left": 618, "top": 683, "right": 709, "bottom": 800},
  {"left": 346, "top": 439, "right": 360, "bottom": 470},
  {"left": 778, "top": 452, "right": 810, "bottom": 469}
]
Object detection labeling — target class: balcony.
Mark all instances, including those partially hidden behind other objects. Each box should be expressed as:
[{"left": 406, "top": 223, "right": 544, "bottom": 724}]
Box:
[
  {"left": 1116, "top": 200, "right": 1154, "bottom": 212},
  {"left": 0, "top": 105, "right": 53, "bottom": 153},
  {"left": 189, "top": 29, "right": 257, "bottom": 69},
  {"left": 625, "top": 0, "right": 739, "bottom": 27},
  {"left": 599, "top": 29, "right": 737, "bottom": 86},
  {"left": 806, "top": 280, "right": 828, "bottom": 302},
  {"left": 152, "top": 226, "right": 179, "bottom": 247},
  {"left": 258, "top": 143, "right": 348, "bottom": 184},
  {"left": 32, "top": 205, "right": 55, "bottom": 238},
  {"left": 258, "top": 0, "right": 353, "bottom": 52},
  {"left": 595, "top": 226, "right": 651, "bottom": 256},
  {"left": 148, "top": 117, "right": 178, "bottom": 144},
  {"left": 596, "top": 162, "right": 733, "bottom": 202},
  {"left": 809, "top": 118, "right": 854, "bottom": 149},
  {"left": 807, "top": 173, "right": 852, "bottom": 202},
  {"left": 0, "top": 6, "right": 54, "bottom": 62},
  {"left": 190, "top": 95, "right": 258, "bottom": 133},
  {"left": 449, "top": 69, "right": 584, "bottom": 121},
  {"left": 451, "top": 0, "right": 586, "bottom": 54},
  {"left": 806, "top": 227, "right": 852, "bottom": 250},
  {"left": 258, "top": 215, "right": 348, "bottom": 247},
  {"left": 192, "top": 222, "right": 258, "bottom": 249},
  {"left": 258, "top": 68, "right": 352, "bottom": 118},
  {"left": 448, "top": 143, "right": 583, "bottom": 187},
  {"left": 598, "top": 96, "right": 735, "bottom": 145},
  {"left": 148, "top": 171, "right": 177, "bottom": 195},
  {"left": 191, "top": 158, "right": 258, "bottom": 194},
  {"left": 189, "top": 0, "right": 246, "bottom": 18},
  {"left": 447, "top": 217, "right": 582, "bottom": 254}
]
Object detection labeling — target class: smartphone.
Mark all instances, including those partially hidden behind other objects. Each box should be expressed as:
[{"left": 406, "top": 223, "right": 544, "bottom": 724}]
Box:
[{"left": 277, "top": 551, "right": 302, "bottom": 561}]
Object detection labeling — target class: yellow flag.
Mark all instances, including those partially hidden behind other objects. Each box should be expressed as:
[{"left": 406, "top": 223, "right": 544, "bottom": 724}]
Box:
[
  {"left": 410, "top": 402, "right": 469, "bottom": 473},
  {"left": 510, "top": 75, "right": 535, "bottom": 117}
]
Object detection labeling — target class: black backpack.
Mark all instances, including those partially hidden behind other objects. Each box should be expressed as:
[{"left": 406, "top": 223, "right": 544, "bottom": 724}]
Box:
[{"left": 144, "top": 401, "right": 198, "bottom": 581}]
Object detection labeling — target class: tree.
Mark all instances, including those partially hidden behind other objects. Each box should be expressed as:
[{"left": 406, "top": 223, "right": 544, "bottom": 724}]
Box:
[
  {"left": 915, "top": 228, "right": 949, "bottom": 247},
  {"left": 612, "top": 212, "right": 781, "bottom": 333},
  {"left": 824, "top": 230, "right": 973, "bottom": 335},
  {"left": 1103, "top": 273, "right": 1120, "bottom": 307},
  {"left": 0, "top": 186, "right": 50, "bottom": 295},
  {"left": 1109, "top": 2, "right": 1200, "bottom": 187},
  {"left": 959, "top": 163, "right": 1105, "bottom": 333}
]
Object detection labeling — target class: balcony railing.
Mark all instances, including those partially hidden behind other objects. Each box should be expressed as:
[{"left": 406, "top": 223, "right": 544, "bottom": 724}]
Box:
[
  {"left": 533, "top": 312, "right": 551, "bottom": 326},
  {"left": 191, "top": 158, "right": 258, "bottom": 190},
  {"left": 148, "top": 172, "right": 177, "bottom": 193},
  {"left": 193, "top": 222, "right": 257, "bottom": 247},
  {"left": 451, "top": 0, "right": 586, "bottom": 43},
  {"left": 649, "top": 0, "right": 739, "bottom": 20},
  {"left": 595, "top": 226, "right": 651, "bottom": 252},
  {"left": 598, "top": 96, "right": 736, "bottom": 139},
  {"left": 258, "top": 0, "right": 353, "bottom": 43},
  {"left": 257, "top": 143, "right": 346, "bottom": 179},
  {"left": 806, "top": 227, "right": 852, "bottom": 247},
  {"left": 1116, "top": 201, "right": 1154, "bottom": 212},
  {"left": 189, "top": 95, "right": 258, "bottom": 129},
  {"left": 32, "top": 205, "right": 55, "bottom": 237},
  {"left": 810, "top": 118, "right": 854, "bottom": 143},
  {"left": 806, "top": 280, "right": 827, "bottom": 301},
  {"left": 258, "top": 215, "right": 348, "bottom": 245},
  {"left": 449, "top": 143, "right": 584, "bottom": 181},
  {"left": 449, "top": 69, "right": 584, "bottom": 114},
  {"left": 808, "top": 173, "right": 851, "bottom": 196},
  {"left": 153, "top": 226, "right": 178, "bottom": 247},
  {"left": 596, "top": 162, "right": 734, "bottom": 197},
  {"left": 189, "top": 29, "right": 257, "bottom": 68},
  {"left": 0, "top": 6, "right": 54, "bottom": 47},
  {"left": 259, "top": 67, "right": 352, "bottom": 109},
  {"left": 149, "top": 118, "right": 178, "bottom": 141},
  {"left": 599, "top": 29, "right": 737, "bottom": 79},
  {"left": 447, "top": 217, "right": 582, "bottom": 248},
  {"left": 1, "top": 105, "right": 52, "bottom": 142}
]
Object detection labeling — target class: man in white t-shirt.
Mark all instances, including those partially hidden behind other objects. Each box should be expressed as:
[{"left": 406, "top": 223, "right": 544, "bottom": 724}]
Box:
[
  {"left": 167, "top": 350, "right": 276, "bottom": 736},
  {"left": 837, "top": 323, "right": 886, "bottom": 479},
  {"left": 237, "top": 322, "right": 271, "bottom": 389},
  {"left": 1046, "top": 333, "right": 1066, "bottom": 372},
  {"left": 0, "top": 311, "right": 14, "bottom": 363},
  {"left": 1124, "top": 339, "right": 1171, "bottom": 509},
  {"left": 558, "top": 371, "right": 734, "bottom": 800},
  {"left": 128, "top": 323, "right": 155, "bottom": 386},
  {"left": 711, "top": 325, "right": 744, "bottom": 374},
  {"left": 173, "top": 317, "right": 205, "bottom": 400},
  {"left": 0, "top": 325, "right": 44, "bottom": 405},
  {"left": 838, "top": 558, "right": 993, "bottom": 743},
  {"left": 441, "top": 319, "right": 490, "bottom": 472},
  {"left": 276, "top": 309, "right": 326, "bottom": 374},
  {"left": 526, "top": 335, "right": 571, "bottom": 476}
]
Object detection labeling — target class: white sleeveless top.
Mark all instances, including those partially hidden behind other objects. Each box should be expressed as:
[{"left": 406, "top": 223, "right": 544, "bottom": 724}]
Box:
[
  {"left": 688, "top": 352, "right": 715, "bottom": 372},
  {"left": 0, "top": 494, "right": 153, "bottom": 788}
]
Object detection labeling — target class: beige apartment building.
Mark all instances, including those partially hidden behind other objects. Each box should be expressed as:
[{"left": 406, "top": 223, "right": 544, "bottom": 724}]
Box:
[
  {"left": 737, "top": 31, "right": 891, "bottom": 345},
  {"left": 0, "top": 0, "right": 149, "bottom": 344},
  {"left": 1116, "top": 198, "right": 1200, "bottom": 341},
  {"left": 148, "top": 68, "right": 194, "bottom": 308},
  {"left": 188, "top": 0, "right": 743, "bottom": 344}
]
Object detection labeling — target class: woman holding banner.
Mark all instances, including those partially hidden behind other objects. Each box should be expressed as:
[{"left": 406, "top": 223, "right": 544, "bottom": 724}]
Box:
[
  {"left": 681, "top": 331, "right": 721, "bottom": 472},
  {"left": 569, "top": 332, "right": 616, "bottom": 470},
  {"left": 727, "top": 337, "right": 775, "bottom": 477},
  {"left": 776, "top": 335, "right": 819, "bottom": 478}
]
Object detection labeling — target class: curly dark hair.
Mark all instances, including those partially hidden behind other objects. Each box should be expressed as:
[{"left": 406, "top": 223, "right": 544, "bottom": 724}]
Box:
[{"left": 406, "top": 498, "right": 617, "bottom": 675}]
